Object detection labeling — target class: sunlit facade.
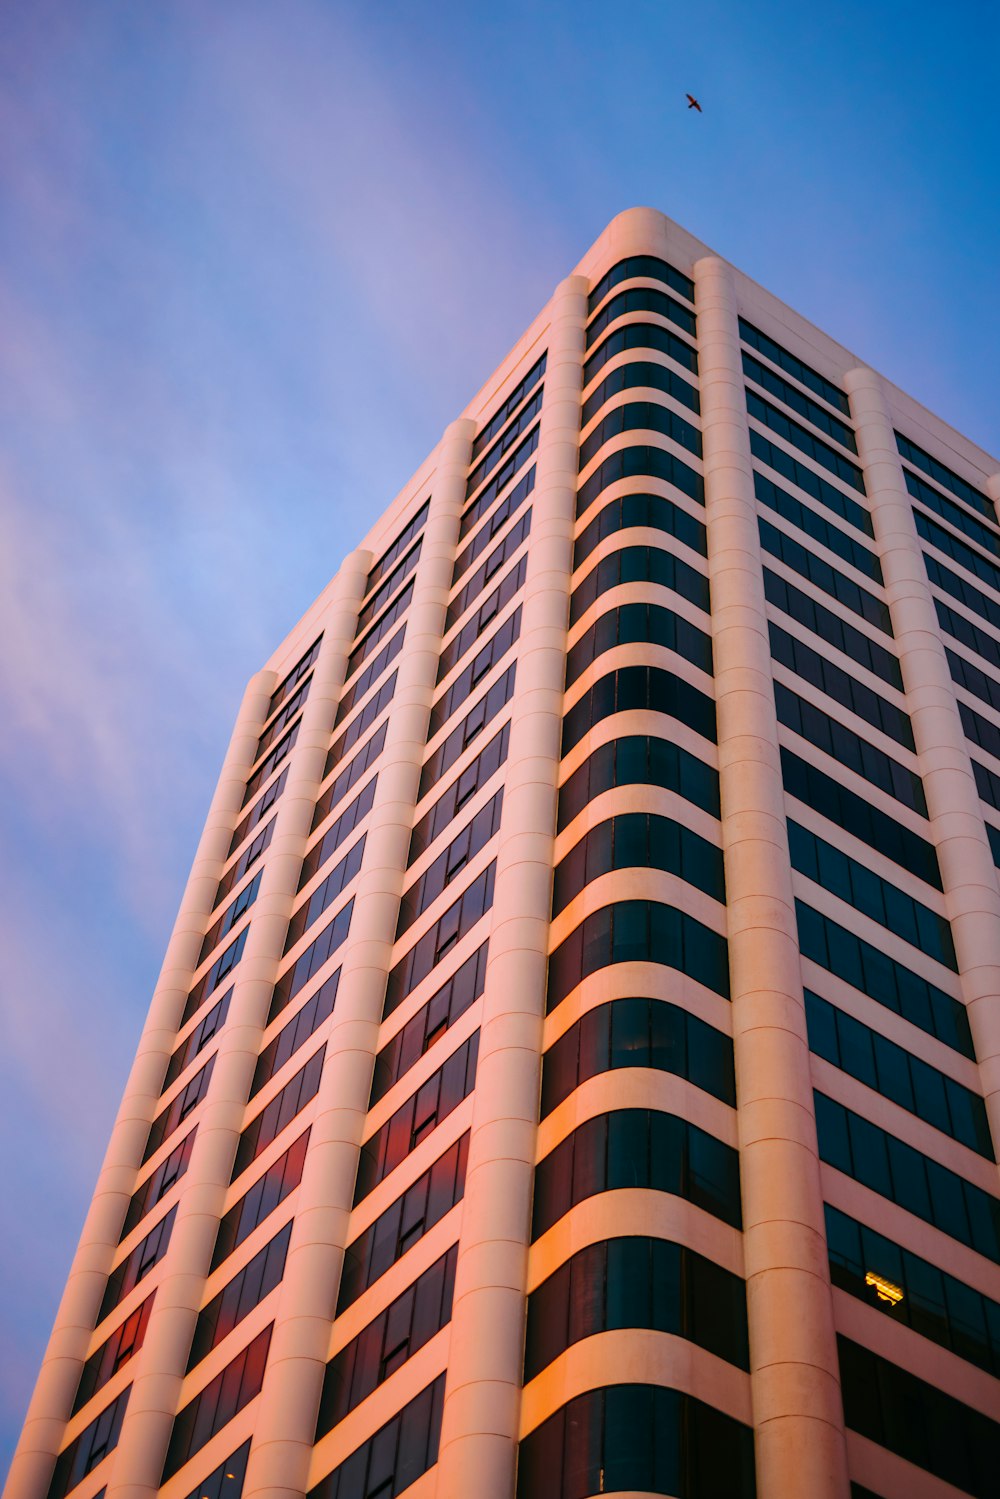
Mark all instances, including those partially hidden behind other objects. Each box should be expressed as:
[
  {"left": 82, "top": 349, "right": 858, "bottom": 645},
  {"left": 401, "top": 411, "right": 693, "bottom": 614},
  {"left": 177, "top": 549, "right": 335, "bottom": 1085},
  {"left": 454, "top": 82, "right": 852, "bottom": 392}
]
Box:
[{"left": 9, "top": 207, "right": 1000, "bottom": 1499}]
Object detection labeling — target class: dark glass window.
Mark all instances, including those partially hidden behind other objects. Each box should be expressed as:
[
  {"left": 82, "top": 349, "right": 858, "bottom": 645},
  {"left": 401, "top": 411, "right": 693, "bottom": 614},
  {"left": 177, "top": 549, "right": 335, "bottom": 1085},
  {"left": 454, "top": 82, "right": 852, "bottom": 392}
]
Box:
[
  {"left": 796, "top": 901, "right": 973, "bottom": 1057},
  {"left": 72, "top": 1296, "right": 153, "bottom": 1415},
  {"left": 586, "top": 285, "right": 697, "bottom": 344},
  {"left": 308, "top": 1374, "right": 445, "bottom": 1499},
  {"left": 765, "top": 567, "right": 899, "bottom": 686},
  {"left": 747, "top": 390, "right": 864, "bottom": 492},
  {"left": 229, "top": 770, "right": 286, "bottom": 863},
  {"left": 570, "top": 543, "right": 709, "bottom": 626},
  {"left": 163, "top": 991, "right": 232, "bottom": 1093},
  {"left": 384, "top": 865, "right": 496, "bottom": 1017},
  {"left": 577, "top": 444, "right": 704, "bottom": 517},
  {"left": 356, "top": 1033, "right": 479, "bottom": 1203},
  {"left": 553, "top": 813, "right": 724, "bottom": 916},
  {"left": 532, "top": 1110, "right": 741, "bottom": 1239},
  {"left": 916, "top": 509, "right": 1000, "bottom": 595},
  {"left": 447, "top": 513, "right": 530, "bottom": 634},
  {"left": 566, "top": 601, "right": 713, "bottom": 689},
  {"left": 143, "top": 1057, "right": 215, "bottom": 1164},
  {"left": 959, "top": 698, "right": 1000, "bottom": 764},
  {"left": 409, "top": 726, "right": 509, "bottom": 864},
  {"left": 776, "top": 683, "right": 926, "bottom": 815},
  {"left": 806, "top": 991, "right": 991, "bottom": 1156},
  {"left": 286, "top": 836, "right": 365, "bottom": 952},
  {"left": 575, "top": 490, "right": 706, "bottom": 562},
  {"left": 188, "top": 1223, "right": 291, "bottom": 1370},
  {"left": 788, "top": 821, "right": 956, "bottom": 970},
  {"left": 459, "top": 431, "right": 538, "bottom": 542},
  {"left": 347, "top": 581, "right": 415, "bottom": 679},
  {"left": 366, "top": 501, "right": 430, "bottom": 593},
  {"left": 336, "top": 627, "right": 405, "bottom": 727},
  {"left": 950, "top": 647, "right": 1000, "bottom": 717},
  {"left": 356, "top": 542, "right": 422, "bottom": 635},
  {"left": 924, "top": 551, "right": 1000, "bottom": 632},
  {"left": 935, "top": 598, "right": 1000, "bottom": 674},
  {"left": 324, "top": 671, "right": 397, "bottom": 780},
  {"left": 162, "top": 1325, "right": 272, "bottom": 1481},
  {"left": 815, "top": 1092, "right": 1000, "bottom": 1262},
  {"left": 895, "top": 431, "right": 995, "bottom": 521},
  {"left": 839, "top": 1334, "right": 1000, "bottom": 1497},
  {"left": 179, "top": 1440, "right": 251, "bottom": 1499},
  {"left": 589, "top": 255, "right": 695, "bottom": 313},
  {"left": 739, "top": 317, "right": 849, "bottom": 413},
  {"left": 761, "top": 519, "right": 890, "bottom": 632},
  {"left": 750, "top": 429, "right": 872, "bottom": 536},
  {"left": 781, "top": 748, "right": 939, "bottom": 887},
  {"left": 525, "top": 1236, "right": 748, "bottom": 1379},
  {"left": 584, "top": 320, "right": 699, "bottom": 386},
  {"left": 211, "top": 1129, "right": 309, "bottom": 1271},
  {"left": 905, "top": 468, "right": 1000, "bottom": 556},
  {"left": 428, "top": 609, "right": 522, "bottom": 736},
  {"left": 121, "top": 1129, "right": 196, "bottom": 1239},
  {"left": 337, "top": 1135, "right": 469, "bottom": 1313},
  {"left": 418, "top": 667, "right": 515, "bottom": 799},
  {"left": 548, "top": 899, "right": 729, "bottom": 1011},
  {"left": 310, "top": 740, "right": 380, "bottom": 845},
  {"left": 454, "top": 468, "right": 536, "bottom": 582},
  {"left": 231, "top": 1047, "right": 326, "bottom": 1182},
  {"left": 254, "top": 676, "right": 312, "bottom": 763},
  {"left": 517, "top": 1383, "right": 755, "bottom": 1499},
  {"left": 371, "top": 943, "right": 487, "bottom": 1107},
  {"left": 98, "top": 1207, "right": 176, "bottom": 1325},
  {"left": 268, "top": 636, "right": 322, "bottom": 717},
  {"left": 754, "top": 471, "right": 882, "bottom": 581},
  {"left": 580, "top": 400, "right": 702, "bottom": 469},
  {"left": 398, "top": 794, "right": 502, "bottom": 937},
  {"left": 471, "top": 355, "right": 546, "bottom": 459},
  {"left": 771, "top": 624, "right": 914, "bottom": 750},
  {"left": 241, "top": 721, "right": 301, "bottom": 810},
  {"left": 183, "top": 929, "right": 249, "bottom": 1026},
  {"left": 269, "top": 898, "right": 354, "bottom": 1022},
  {"left": 582, "top": 358, "right": 699, "bottom": 428},
  {"left": 466, "top": 388, "right": 543, "bottom": 497},
  {"left": 439, "top": 555, "right": 527, "bottom": 682},
  {"left": 826, "top": 1202, "right": 1000, "bottom": 1378},
  {"left": 218, "top": 809, "right": 277, "bottom": 904},
  {"left": 198, "top": 871, "right": 263, "bottom": 968},
  {"left": 541, "top": 997, "right": 734, "bottom": 1116},
  {"left": 562, "top": 665, "right": 716, "bottom": 757},
  {"left": 317, "top": 1246, "right": 457, "bottom": 1436},
  {"left": 558, "top": 736, "right": 719, "bottom": 831},
  {"left": 47, "top": 1386, "right": 131, "bottom": 1499},
  {"left": 253, "top": 969, "right": 339, "bottom": 1096},
  {"left": 743, "top": 351, "right": 856, "bottom": 451}
]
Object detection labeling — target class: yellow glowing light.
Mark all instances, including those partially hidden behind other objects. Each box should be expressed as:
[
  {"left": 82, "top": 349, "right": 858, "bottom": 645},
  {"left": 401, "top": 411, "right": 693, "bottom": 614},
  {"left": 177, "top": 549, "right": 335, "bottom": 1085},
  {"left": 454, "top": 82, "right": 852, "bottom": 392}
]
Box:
[{"left": 865, "top": 1270, "right": 903, "bottom": 1306}]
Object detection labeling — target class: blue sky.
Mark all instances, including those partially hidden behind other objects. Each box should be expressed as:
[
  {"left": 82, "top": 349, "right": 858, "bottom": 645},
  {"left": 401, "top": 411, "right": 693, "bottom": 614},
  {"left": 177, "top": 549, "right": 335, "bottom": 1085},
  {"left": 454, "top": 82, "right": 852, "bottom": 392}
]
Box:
[{"left": 1, "top": 0, "right": 997, "bottom": 1474}]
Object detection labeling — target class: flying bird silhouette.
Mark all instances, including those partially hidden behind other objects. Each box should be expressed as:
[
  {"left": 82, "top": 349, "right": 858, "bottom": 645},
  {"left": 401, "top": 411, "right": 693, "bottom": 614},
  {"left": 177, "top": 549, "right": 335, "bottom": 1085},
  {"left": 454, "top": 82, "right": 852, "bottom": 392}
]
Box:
[{"left": 686, "top": 94, "right": 702, "bottom": 112}]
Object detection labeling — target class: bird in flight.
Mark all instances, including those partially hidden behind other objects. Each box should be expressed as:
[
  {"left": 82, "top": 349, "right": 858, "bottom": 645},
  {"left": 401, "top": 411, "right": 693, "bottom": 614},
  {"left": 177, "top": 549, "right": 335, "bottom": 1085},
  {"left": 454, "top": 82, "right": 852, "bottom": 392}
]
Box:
[{"left": 686, "top": 94, "right": 702, "bottom": 112}]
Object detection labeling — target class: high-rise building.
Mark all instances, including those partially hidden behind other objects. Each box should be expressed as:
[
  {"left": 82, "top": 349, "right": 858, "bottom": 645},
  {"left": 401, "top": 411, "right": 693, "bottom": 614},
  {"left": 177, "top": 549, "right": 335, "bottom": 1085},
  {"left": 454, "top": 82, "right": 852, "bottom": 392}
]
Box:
[{"left": 9, "top": 207, "right": 1000, "bottom": 1499}]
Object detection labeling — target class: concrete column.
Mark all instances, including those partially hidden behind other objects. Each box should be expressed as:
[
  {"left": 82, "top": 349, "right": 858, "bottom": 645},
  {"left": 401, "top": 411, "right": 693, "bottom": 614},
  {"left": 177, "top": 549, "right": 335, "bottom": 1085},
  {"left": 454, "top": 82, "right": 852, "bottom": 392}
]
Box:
[
  {"left": 845, "top": 369, "right": 1000, "bottom": 1156},
  {"left": 694, "top": 256, "right": 850, "bottom": 1499},
  {"left": 243, "top": 422, "right": 474, "bottom": 1499},
  {"left": 433, "top": 275, "right": 587, "bottom": 1499},
  {"left": 102, "top": 552, "right": 369, "bottom": 1499},
  {"left": 5, "top": 667, "right": 275, "bottom": 1499}
]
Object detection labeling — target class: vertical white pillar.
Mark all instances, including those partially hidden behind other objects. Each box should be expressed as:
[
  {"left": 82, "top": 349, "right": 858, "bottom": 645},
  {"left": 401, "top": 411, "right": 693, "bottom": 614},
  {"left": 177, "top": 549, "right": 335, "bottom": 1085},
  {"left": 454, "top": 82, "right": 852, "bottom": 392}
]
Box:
[
  {"left": 433, "top": 274, "right": 587, "bottom": 1499},
  {"left": 243, "top": 420, "right": 474, "bottom": 1499},
  {"left": 694, "top": 256, "right": 849, "bottom": 1499},
  {"left": 103, "top": 552, "right": 369, "bottom": 1499},
  {"left": 5, "top": 666, "right": 275, "bottom": 1499},
  {"left": 845, "top": 368, "right": 1000, "bottom": 1154}
]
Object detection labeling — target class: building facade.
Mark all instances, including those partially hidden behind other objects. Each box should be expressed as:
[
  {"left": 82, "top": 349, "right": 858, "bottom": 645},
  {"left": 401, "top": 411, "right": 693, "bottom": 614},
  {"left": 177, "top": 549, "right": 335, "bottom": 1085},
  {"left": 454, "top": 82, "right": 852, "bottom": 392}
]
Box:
[{"left": 8, "top": 207, "right": 1000, "bottom": 1499}]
